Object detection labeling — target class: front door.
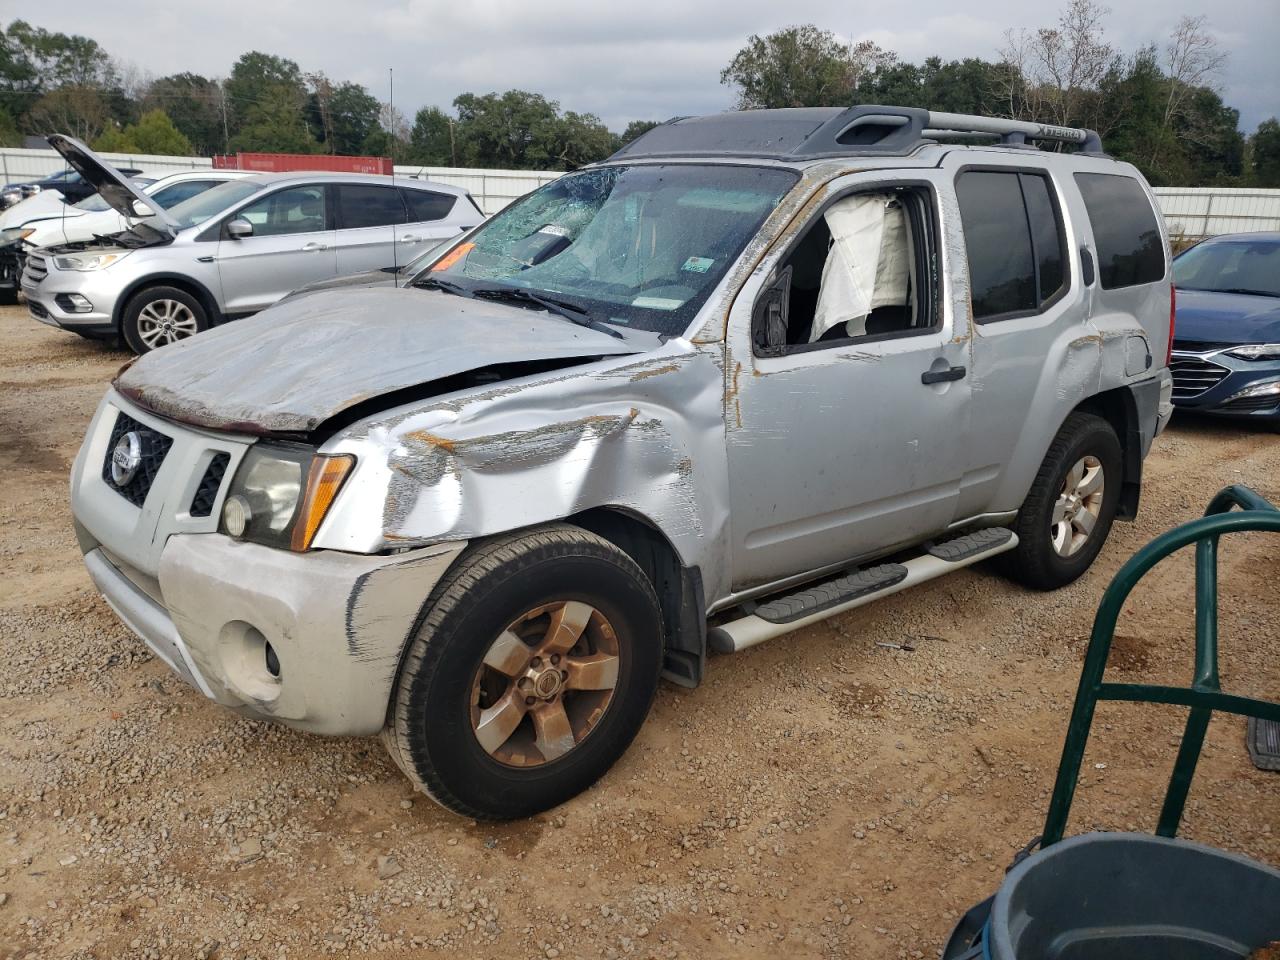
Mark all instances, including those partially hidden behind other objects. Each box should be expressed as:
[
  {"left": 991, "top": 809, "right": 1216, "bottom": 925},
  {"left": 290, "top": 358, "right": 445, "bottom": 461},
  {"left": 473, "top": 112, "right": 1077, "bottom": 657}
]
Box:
[
  {"left": 216, "top": 184, "right": 337, "bottom": 314},
  {"left": 725, "top": 171, "right": 973, "bottom": 590}
]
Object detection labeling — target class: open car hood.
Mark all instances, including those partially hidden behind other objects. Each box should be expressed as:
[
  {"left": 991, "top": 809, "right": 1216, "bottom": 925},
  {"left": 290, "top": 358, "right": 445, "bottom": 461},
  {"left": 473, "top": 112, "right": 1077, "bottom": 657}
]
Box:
[
  {"left": 114, "top": 287, "right": 647, "bottom": 435},
  {"left": 47, "top": 134, "right": 177, "bottom": 231}
]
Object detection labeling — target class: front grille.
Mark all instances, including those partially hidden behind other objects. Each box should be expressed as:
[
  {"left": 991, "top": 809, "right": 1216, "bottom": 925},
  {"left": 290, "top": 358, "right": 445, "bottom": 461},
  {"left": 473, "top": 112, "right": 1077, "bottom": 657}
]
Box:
[
  {"left": 1170, "top": 353, "right": 1230, "bottom": 401},
  {"left": 189, "top": 452, "right": 230, "bottom": 517},
  {"left": 28, "top": 299, "right": 48, "bottom": 320},
  {"left": 101, "top": 411, "right": 173, "bottom": 508},
  {"left": 23, "top": 253, "right": 47, "bottom": 284},
  {"left": 1172, "top": 339, "right": 1235, "bottom": 353}
]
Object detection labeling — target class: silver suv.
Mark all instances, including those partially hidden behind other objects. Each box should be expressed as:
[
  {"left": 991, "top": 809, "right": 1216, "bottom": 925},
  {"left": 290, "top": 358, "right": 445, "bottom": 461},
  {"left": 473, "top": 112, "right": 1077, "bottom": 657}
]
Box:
[
  {"left": 23, "top": 136, "right": 482, "bottom": 352},
  {"left": 70, "top": 106, "right": 1175, "bottom": 820}
]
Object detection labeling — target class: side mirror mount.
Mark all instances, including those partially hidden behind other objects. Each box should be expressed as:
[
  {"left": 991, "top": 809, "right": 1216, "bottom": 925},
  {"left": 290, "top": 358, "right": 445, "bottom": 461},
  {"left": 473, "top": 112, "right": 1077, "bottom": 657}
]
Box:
[
  {"left": 752, "top": 265, "right": 793, "bottom": 357},
  {"left": 226, "top": 217, "right": 253, "bottom": 239}
]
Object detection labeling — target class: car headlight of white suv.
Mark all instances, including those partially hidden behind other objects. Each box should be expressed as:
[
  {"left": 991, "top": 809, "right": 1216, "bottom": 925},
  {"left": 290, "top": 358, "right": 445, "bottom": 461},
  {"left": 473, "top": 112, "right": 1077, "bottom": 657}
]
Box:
[{"left": 220, "top": 443, "right": 355, "bottom": 551}]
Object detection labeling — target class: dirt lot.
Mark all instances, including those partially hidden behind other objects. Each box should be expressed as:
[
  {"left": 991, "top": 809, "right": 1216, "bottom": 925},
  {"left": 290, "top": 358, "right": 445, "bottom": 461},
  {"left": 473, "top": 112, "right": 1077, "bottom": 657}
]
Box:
[{"left": 1, "top": 304, "right": 1278, "bottom": 960}]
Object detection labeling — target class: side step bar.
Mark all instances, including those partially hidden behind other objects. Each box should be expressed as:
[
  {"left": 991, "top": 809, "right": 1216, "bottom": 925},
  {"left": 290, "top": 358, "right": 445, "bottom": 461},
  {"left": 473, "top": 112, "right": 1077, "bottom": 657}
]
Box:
[{"left": 708, "top": 528, "right": 1018, "bottom": 654}]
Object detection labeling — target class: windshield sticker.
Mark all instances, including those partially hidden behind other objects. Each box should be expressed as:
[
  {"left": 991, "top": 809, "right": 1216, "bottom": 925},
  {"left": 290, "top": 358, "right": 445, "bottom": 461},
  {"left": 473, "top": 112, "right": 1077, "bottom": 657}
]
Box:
[
  {"left": 681, "top": 256, "right": 715, "bottom": 274},
  {"left": 431, "top": 241, "right": 475, "bottom": 272},
  {"left": 632, "top": 296, "right": 684, "bottom": 311}
]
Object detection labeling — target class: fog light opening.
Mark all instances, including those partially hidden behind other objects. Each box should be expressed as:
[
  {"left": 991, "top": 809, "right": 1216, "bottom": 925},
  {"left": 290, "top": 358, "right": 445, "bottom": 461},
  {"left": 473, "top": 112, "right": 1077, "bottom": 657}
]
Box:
[{"left": 264, "top": 641, "right": 281, "bottom": 679}]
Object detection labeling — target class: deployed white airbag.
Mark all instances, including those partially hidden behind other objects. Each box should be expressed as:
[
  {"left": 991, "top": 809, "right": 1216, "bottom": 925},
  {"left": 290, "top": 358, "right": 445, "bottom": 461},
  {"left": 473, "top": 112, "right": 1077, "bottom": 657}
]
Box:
[{"left": 810, "top": 194, "right": 910, "bottom": 341}]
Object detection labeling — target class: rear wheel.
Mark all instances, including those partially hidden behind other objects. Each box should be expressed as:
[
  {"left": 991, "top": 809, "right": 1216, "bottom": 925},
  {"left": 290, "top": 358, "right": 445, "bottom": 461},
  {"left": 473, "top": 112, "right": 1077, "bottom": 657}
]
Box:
[
  {"left": 383, "top": 524, "right": 663, "bottom": 820},
  {"left": 121, "top": 285, "right": 208, "bottom": 354},
  {"left": 1000, "top": 412, "right": 1123, "bottom": 590}
]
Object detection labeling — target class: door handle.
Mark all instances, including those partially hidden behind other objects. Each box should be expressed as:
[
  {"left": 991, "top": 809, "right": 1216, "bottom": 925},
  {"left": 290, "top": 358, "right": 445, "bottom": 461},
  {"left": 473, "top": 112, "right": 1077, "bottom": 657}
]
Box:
[
  {"left": 921, "top": 365, "right": 966, "bottom": 385},
  {"left": 399, "top": 235, "right": 421, "bottom": 243},
  {"left": 302, "top": 242, "right": 328, "bottom": 251}
]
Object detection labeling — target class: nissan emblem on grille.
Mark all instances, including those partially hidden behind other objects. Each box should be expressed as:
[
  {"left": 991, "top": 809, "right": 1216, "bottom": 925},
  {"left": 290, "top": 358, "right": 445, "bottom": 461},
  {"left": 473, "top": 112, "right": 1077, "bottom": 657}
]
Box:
[{"left": 110, "top": 431, "right": 143, "bottom": 487}]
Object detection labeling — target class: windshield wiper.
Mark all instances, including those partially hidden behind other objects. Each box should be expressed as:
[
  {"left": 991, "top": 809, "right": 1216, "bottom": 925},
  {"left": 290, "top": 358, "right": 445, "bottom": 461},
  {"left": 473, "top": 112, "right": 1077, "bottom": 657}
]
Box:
[
  {"left": 415, "top": 275, "right": 471, "bottom": 297},
  {"left": 470, "top": 286, "right": 624, "bottom": 339}
]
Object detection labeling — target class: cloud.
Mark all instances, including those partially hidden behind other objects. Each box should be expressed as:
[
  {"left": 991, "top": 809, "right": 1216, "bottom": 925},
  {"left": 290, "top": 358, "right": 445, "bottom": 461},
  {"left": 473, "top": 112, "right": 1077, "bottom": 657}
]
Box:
[{"left": 20, "top": 0, "right": 1280, "bottom": 131}]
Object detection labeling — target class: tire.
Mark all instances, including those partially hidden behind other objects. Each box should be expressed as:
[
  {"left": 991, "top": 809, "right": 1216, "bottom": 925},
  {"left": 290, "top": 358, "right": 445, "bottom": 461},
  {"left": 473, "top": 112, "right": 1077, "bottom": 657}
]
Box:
[
  {"left": 1000, "top": 412, "right": 1123, "bottom": 591},
  {"left": 121, "top": 285, "right": 208, "bottom": 354},
  {"left": 0, "top": 286, "right": 18, "bottom": 306},
  {"left": 384, "top": 523, "right": 663, "bottom": 820}
]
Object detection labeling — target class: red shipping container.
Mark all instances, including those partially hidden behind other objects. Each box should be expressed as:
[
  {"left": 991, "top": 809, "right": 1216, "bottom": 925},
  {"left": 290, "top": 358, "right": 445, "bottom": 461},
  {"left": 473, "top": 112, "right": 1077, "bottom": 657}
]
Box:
[{"left": 212, "top": 153, "right": 394, "bottom": 175}]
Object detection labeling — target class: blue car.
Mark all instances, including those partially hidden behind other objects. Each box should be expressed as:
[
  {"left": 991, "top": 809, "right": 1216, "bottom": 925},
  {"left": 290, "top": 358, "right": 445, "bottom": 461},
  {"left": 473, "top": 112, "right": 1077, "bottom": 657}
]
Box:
[{"left": 1170, "top": 232, "right": 1280, "bottom": 428}]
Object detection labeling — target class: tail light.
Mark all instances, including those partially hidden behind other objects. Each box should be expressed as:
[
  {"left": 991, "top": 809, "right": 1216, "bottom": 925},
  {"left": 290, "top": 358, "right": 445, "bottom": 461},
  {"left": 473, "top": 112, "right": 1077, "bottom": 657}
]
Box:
[{"left": 1166, "top": 284, "right": 1177, "bottom": 366}]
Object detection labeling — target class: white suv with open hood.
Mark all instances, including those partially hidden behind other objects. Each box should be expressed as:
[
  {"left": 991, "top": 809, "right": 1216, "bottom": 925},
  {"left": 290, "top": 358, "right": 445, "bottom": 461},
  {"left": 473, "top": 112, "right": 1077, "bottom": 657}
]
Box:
[{"left": 22, "top": 136, "right": 483, "bottom": 352}]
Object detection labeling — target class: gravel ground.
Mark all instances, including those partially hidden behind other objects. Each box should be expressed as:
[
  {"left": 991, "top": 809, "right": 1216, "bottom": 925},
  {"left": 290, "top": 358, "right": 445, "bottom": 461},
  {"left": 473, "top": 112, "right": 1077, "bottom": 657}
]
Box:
[{"left": 1, "top": 305, "right": 1278, "bottom": 960}]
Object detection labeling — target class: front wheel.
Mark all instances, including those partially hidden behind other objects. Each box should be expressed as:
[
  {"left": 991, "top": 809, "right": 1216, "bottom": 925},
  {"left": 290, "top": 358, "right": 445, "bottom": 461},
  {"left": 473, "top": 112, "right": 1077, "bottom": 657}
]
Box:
[
  {"left": 1000, "top": 412, "right": 1123, "bottom": 590},
  {"left": 121, "top": 285, "right": 208, "bottom": 354},
  {"left": 383, "top": 524, "right": 663, "bottom": 820}
]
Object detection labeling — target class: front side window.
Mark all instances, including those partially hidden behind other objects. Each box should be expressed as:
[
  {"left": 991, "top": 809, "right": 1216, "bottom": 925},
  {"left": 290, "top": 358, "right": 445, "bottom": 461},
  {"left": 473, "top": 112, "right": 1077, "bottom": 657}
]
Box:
[
  {"left": 421, "top": 164, "right": 797, "bottom": 336},
  {"left": 237, "top": 186, "right": 328, "bottom": 236},
  {"left": 166, "top": 180, "right": 266, "bottom": 229},
  {"left": 1074, "top": 173, "right": 1165, "bottom": 289},
  {"left": 337, "top": 184, "right": 406, "bottom": 229},
  {"left": 956, "top": 170, "right": 1067, "bottom": 322},
  {"left": 1174, "top": 239, "right": 1280, "bottom": 299}
]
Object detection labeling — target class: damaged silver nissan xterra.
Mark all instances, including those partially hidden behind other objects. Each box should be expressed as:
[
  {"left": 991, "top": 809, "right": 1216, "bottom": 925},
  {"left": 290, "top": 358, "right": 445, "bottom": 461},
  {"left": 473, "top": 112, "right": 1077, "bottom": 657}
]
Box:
[{"left": 71, "top": 106, "right": 1175, "bottom": 819}]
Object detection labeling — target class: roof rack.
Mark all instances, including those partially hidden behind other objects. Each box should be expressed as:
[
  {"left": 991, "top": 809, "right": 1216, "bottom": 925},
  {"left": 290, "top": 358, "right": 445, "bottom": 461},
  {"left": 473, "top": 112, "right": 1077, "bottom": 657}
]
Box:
[{"left": 609, "top": 104, "right": 1104, "bottom": 162}]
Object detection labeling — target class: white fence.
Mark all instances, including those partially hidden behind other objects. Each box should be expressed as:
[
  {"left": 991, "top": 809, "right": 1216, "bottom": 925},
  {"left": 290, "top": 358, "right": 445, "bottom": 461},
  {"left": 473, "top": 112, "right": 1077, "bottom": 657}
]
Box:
[
  {"left": 1151, "top": 188, "right": 1280, "bottom": 240},
  {"left": 6, "top": 146, "right": 1280, "bottom": 229}
]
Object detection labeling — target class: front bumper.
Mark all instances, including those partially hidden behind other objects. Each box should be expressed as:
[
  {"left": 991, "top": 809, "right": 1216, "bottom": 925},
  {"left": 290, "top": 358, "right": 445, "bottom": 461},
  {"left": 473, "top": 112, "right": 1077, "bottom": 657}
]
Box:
[
  {"left": 1170, "top": 349, "right": 1280, "bottom": 422},
  {"left": 79, "top": 530, "right": 465, "bottom": 735},
  {"left": 72, "top": 388, "right": 468, "bottom": 735},
  {"left": 21, "top": 251, "right": 122, "bottom": 334}
]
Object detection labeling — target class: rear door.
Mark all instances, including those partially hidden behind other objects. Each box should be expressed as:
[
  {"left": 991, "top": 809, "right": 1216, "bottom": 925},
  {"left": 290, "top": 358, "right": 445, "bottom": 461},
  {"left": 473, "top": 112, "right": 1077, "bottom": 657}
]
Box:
[
  {"left": 215, "top": 184, "right": 337, "bottom": 314},
  {"left": 400, "top": 186, "right": 476, "bottom": 255},
  {"left": 333, "top": 183, "right": 412, "bottom": 275},
  {"left": 939, "top": 153, "right": 1083, "bottom": 518}
]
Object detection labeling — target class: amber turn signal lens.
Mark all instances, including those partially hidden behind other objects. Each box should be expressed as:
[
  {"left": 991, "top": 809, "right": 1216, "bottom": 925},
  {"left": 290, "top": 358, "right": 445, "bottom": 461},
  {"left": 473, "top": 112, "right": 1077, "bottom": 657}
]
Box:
[
  {"left": 291, "top": 454, "right": 355, "bottom": 551},
  {"left": 431, "top": 241, "right": 474, "bottom": 272}
]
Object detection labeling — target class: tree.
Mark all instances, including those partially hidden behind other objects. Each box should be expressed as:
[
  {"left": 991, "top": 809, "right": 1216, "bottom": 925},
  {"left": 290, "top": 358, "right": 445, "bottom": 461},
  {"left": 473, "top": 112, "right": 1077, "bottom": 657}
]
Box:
[
  {"left": 997, "top": 0, "right": 1117, "bottom": 129},
  {"left": 229, "top": 84, "right": 317, "bottom": 153},
  {"left": 26, "top": 85, "right": 111, "bottom": 141},
  {"left": 720, "top": 25, "right": 894, "bottom": 109},
  {"left": 861, "top": 57, "right": 1007, "bottom": 115},
  {"left": 0, "top": 104, "right": 20, "bottom": 146},
  {"left": 617, "top": 119, "right": 660, "bottom": 149},
  {"left": 224, "top": 51, "right": 307, "bottom": 138},
  {"left": 94, "top": 109, "right": 194, "bottom": 155},
  {"left": 409, "top": 106, "right": 456, "bottom": 166},
  {"left": 145, "top": 73, "right": 225, "bottom": 154},
  {"left": 306, "top": 75, "right": 381, "bottom": 155},
  {"left": 1249, "top": 119, "right": 1280, "bottom": 187}
]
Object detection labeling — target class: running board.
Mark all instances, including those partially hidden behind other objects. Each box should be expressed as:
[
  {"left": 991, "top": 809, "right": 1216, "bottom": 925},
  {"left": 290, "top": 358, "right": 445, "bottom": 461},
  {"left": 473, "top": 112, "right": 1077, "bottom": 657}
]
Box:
[{"left": 708, "top": 528, "right": 1017, "bottom": 654}]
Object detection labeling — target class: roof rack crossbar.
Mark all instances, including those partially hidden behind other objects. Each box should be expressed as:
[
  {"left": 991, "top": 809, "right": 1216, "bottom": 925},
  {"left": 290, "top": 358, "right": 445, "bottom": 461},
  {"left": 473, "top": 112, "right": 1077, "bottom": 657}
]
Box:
[{"left": 924, "top": 111, "right": 1102, "bottom": 152}]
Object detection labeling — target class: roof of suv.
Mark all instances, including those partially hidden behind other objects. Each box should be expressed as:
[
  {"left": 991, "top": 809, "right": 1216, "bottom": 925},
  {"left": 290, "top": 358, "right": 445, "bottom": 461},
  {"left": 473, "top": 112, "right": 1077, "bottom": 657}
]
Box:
[
  {"left": 611, "top": 104, "right": 1106, "bottom": 165},
  {"left": 237, "top": 171, "right": 468, "bottom": 196}
]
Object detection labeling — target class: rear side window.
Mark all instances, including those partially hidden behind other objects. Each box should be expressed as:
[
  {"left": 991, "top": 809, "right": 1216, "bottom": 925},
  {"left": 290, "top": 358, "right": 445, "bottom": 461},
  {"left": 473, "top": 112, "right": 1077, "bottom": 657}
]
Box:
[
  {"left": 956, "top": 170, "right": 1067, "bottom": 322},
  {"left": 1074, "top": 173, "right": 1165, "bottom": 289},
  {"left": 337, "top": 184, "right": 407, "bottom": 229},
  {"left": 402, "top": 188, "right": 457, "bottom": 222}
]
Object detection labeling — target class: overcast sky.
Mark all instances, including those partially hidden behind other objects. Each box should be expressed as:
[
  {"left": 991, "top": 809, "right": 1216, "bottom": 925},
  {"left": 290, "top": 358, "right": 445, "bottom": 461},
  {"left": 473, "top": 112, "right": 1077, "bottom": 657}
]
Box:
[{"left": 25, "top": 0, "right": 1280, "bottom": 133}]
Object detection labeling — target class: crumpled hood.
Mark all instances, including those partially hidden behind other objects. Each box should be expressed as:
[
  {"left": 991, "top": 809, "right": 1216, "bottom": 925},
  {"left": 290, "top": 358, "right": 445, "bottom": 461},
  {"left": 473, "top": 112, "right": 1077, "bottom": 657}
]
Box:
[
  {"left": 1175, "top": 289, "right": 1280, "bottom": 346},
  {"left": 115, "top": 287, "right": 646, "bottom": 434}
]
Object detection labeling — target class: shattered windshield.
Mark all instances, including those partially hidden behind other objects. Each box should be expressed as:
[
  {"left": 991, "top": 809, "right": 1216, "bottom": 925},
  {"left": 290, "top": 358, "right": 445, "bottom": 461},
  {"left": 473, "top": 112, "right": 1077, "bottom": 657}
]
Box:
[{"left": 419, "top": 164, "right": 798, "bottom": 335}]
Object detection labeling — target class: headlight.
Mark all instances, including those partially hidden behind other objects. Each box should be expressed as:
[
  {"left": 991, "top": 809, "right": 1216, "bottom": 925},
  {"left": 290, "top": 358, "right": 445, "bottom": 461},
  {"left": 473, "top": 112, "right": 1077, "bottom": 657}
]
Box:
[
  {"left": 23, "top": 185, "right": 41, "bottom": 197},
  {"left": 1226, "top": 343, "right": 1280, "bottom": 361},
  {"left": 52, "top": 252, "right": 130, "bottom": 271},
  {"left": 220, "top": 443, "right": 355, "bottom": 551},
  {"left": 0, "top": 227, "right": 34, "bottom": 245}
]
